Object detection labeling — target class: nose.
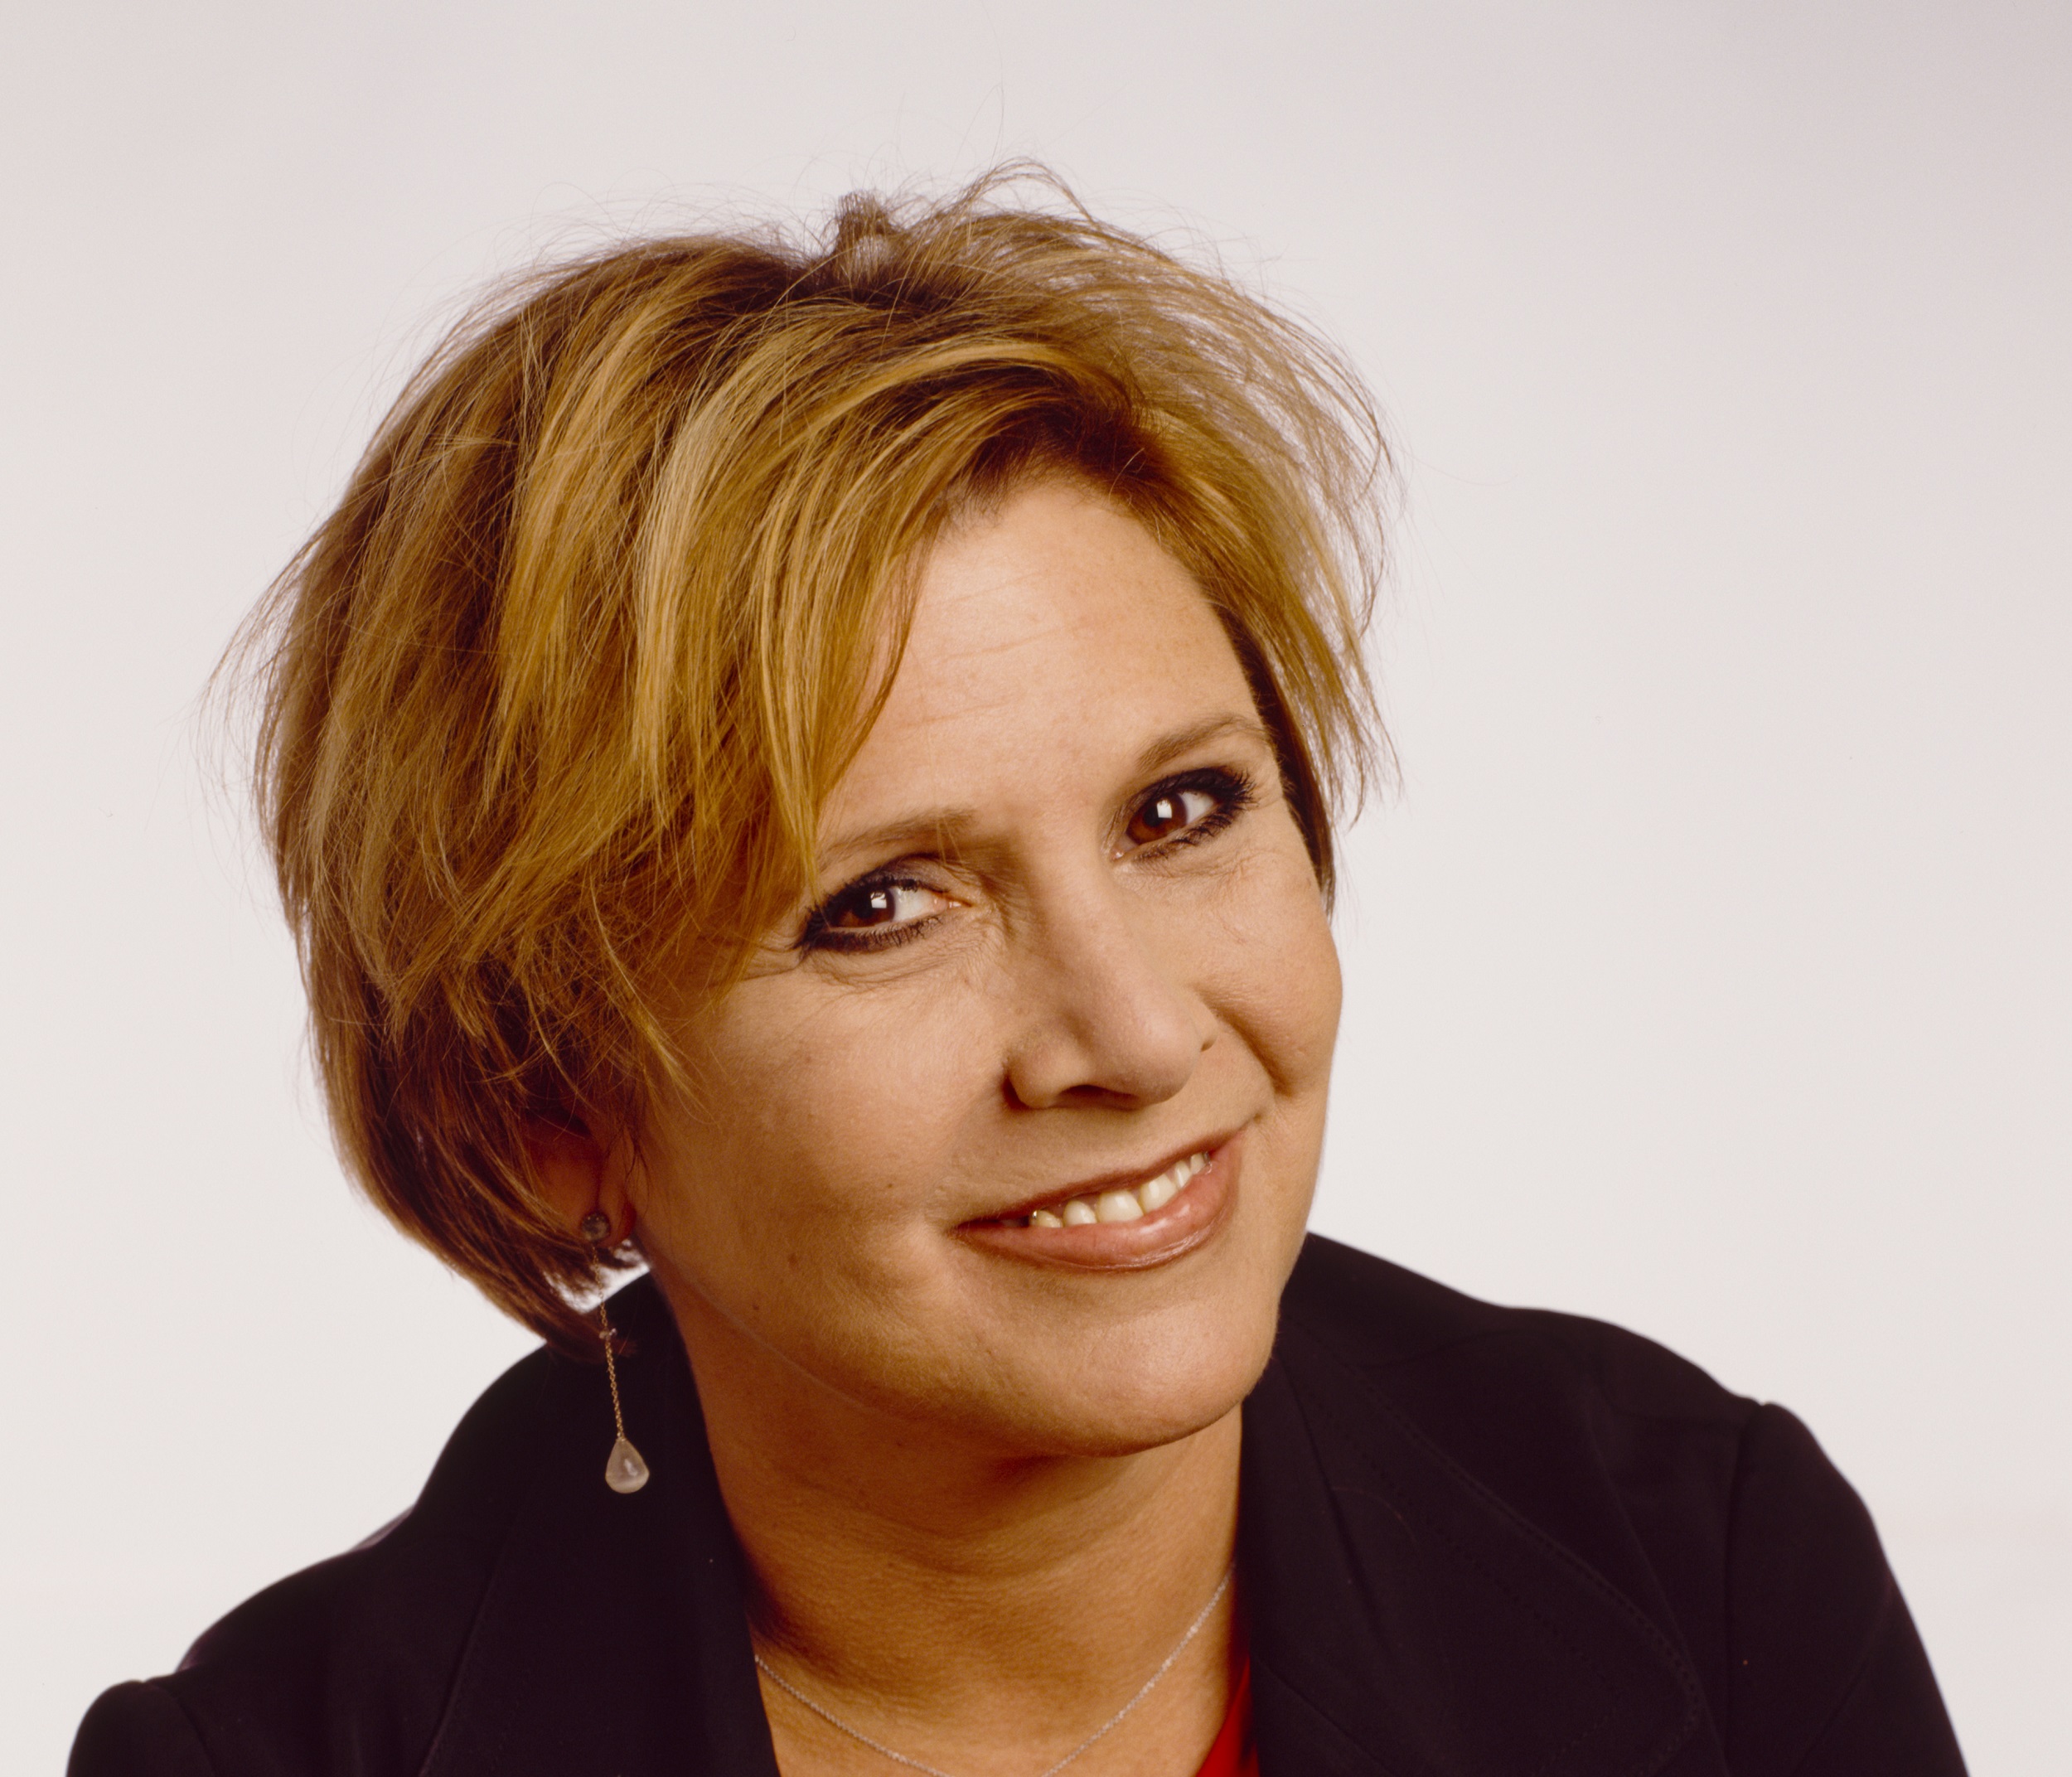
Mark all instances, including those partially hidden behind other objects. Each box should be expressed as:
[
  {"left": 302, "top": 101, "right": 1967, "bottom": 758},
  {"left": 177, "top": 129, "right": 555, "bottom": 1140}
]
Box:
[{"left": 1000, "top": 876, "right": 1209, "bottom": 1111}]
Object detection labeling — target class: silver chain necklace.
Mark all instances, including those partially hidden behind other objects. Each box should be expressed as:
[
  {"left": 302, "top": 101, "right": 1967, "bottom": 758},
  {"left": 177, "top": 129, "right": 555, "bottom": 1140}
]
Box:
[{"left": 753, "top": 1565, "right": 1234, "bottom": 1777}]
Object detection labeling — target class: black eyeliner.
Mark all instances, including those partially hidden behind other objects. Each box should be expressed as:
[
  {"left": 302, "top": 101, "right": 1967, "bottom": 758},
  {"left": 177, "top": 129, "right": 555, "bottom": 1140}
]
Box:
[
  {"left": 1130, "top": 764, "right": 1259, "bottom": 854},
  {"left": 797, "top": 867, "right": 944, "bottom": 954},
  {"left": 800, "top": 764, "right": 1259, "bottom": 955}
]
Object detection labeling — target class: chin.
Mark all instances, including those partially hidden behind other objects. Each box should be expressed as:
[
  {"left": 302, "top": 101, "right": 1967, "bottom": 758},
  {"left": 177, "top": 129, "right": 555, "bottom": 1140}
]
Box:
[{"left": 958, "top": 1304, "right": 1283, "bottom": 1461}]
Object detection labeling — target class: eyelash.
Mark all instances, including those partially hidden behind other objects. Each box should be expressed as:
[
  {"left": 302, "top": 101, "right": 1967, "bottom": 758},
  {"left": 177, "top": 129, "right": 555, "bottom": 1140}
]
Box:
[
  {"left": 797, "top": 766, "right": 1260, "bottom": 956},
  {"left": 1135, "top": 766, "right": 1257, "bottom": 851},
  {"left": 797, "top": 878, "right": 944, "bottom": 955}
]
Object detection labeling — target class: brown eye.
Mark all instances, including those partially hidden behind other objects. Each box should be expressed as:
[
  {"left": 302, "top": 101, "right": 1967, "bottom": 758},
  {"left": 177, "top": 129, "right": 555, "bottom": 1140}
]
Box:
[
  {"left": 829, "top": 889, "right": 889, "bottom": 930},
  {"left": 1126, "top": 786, "right": 1214, "bottom": 846},
  {"left": 801, "top": 875, "right": 956, "bottom": 951},
  {"left": 824, "top": 884, "right": 903, "bottom": 930}
]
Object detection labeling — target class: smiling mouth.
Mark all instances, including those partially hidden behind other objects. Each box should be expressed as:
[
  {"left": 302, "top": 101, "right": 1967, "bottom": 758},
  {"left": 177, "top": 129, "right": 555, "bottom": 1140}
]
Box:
[
  {"left": 1000, "top": 1150, "right": 1211, "bottom": 1228},
  {"left": 956, "top": 1135, "right": 1241, "bottom": 1271}
]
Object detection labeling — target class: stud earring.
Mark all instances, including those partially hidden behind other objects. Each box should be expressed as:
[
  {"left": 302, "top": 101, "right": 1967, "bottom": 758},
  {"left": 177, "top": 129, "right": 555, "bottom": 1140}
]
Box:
[{"left": 579, "top": 1210, "right": 611, "bottom": 1242}]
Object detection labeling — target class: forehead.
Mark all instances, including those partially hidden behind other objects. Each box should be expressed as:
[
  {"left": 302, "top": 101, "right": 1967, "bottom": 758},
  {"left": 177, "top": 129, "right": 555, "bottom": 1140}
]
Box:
[{"left": 825, "top": 482, "right": 1259, "bottom": 835}]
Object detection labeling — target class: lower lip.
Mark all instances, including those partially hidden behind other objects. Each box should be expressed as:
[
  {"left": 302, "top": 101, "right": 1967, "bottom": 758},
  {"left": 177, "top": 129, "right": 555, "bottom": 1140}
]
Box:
[{"left": 955, "top": 1132, "right": 1244, "bottom": 1272}]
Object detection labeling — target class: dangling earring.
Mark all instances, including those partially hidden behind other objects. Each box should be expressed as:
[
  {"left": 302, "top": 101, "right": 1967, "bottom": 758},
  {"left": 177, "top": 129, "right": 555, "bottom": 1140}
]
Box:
[{"left": 582, "top": 1212, "right": 650, "bottom": 1494}]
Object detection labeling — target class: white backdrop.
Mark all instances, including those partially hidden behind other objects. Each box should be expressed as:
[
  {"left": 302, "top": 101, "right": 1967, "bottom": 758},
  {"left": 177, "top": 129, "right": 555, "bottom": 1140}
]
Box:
[{"left": 2, "top": 2, "right": 2065, "bottom": 1770}]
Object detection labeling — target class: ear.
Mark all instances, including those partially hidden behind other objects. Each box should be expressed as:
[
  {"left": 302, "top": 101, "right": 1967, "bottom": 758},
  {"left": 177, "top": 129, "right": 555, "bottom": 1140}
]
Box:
[{"left": 525, "top": 1111, "right": 638, "bottom": 1246}]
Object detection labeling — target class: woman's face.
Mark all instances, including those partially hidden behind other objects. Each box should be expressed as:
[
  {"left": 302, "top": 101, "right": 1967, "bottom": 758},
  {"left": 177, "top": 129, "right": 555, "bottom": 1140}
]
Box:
[{"left": 636, "top": 478, "right": 1342, "bottom": 1458}]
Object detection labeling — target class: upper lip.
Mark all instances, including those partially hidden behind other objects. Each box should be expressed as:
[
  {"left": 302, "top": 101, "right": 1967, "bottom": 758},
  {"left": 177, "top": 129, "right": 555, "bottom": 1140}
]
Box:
[{"left": 961, "top": 1131, "right": 1237, "bottom": 1225}]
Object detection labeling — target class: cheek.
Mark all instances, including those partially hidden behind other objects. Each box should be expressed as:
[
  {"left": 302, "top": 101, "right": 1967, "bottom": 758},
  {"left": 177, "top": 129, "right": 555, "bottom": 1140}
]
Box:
[
  {"left": 646, "top": 986, "right": 986, "bottom": 1260},
  {"left": 1201, "top": 849, "right": 1343, "bottom": 1095}
]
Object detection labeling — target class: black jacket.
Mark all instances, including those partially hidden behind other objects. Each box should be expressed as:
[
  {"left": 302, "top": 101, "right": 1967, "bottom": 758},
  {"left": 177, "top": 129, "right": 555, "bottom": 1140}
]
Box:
[{"left": 72, "top": 1237, "right": 1966, "bottom": 1775}]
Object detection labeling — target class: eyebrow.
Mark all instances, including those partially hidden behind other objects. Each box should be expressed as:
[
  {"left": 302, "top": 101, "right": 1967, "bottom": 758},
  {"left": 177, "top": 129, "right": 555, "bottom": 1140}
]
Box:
[
  {"left": 816, "top": 711, "right": 1276, "bottom": 869},
  {"left": 1135, "top": 712, "right": 1276, "bottom": 777}
]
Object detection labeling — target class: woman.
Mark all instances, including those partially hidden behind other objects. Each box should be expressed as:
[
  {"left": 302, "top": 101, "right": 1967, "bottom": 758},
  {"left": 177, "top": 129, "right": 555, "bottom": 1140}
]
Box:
[{"left": 72, "top": 174, "right": 1964, "bottom": 1776}]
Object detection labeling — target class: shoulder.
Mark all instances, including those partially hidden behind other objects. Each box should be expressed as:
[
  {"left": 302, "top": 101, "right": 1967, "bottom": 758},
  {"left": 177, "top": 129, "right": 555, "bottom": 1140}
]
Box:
[
  {"left": 69, "top": 1339, "right": 574, "bottom": 1777},
  {"left": 1268, "top": 1235, "right": 1965, "bottom": 1772},
  {"left": 73, "top": 1277, "right": 767, "bottom": 1777},
  {"left": 1272, "top": 1235, "right": 1755, "bottom": 1652},
  {"left": 1277, "top": 1234, "right": 1760, "bottom": 1524},
  {"left": 1280, "top": 1230, "right": 1745, "bottom": 1424}
]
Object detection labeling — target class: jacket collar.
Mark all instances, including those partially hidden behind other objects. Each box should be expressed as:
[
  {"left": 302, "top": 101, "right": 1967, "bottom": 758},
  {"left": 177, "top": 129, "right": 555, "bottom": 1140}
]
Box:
[
  {"left": 420, "top": 1275, "right": 1702, "bottom": 1776},
  {"left": 1242, "top": 1315, "right": 1706, "bottom": 1775}
]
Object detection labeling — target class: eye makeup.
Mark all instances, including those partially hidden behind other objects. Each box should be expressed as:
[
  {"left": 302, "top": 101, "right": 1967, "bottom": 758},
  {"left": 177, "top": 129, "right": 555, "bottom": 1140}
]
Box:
[
  {"left": 797, "top": 874, "right": 952, "bottom": 954},
  {"left": 1119, "top": 766, "right": 1256, "bottom": 855},
  {"left": 796, "top": 762, "right": 1261, "bottom": 956}
]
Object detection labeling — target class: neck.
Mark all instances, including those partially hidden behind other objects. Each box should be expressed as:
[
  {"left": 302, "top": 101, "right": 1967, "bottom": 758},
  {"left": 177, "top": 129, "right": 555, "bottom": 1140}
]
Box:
[{"left": 655, "top": 1272, "right": 1243, "bottom": 1775}]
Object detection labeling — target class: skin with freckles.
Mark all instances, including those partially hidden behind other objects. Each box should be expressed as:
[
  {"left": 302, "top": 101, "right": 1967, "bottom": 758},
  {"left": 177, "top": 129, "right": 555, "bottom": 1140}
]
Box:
[{"left": 540, "top": 478, "right": 1343, "bottom": 1775}]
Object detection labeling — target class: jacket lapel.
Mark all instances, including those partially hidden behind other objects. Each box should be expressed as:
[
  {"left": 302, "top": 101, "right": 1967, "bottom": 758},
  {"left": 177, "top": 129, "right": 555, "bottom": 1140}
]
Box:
[
  {"left": 1242, "top": 1321, "right": 1706, "bottom": 1777},
  {"left": 418, "top": 1279, "right": 779, "bottom": 1777}
]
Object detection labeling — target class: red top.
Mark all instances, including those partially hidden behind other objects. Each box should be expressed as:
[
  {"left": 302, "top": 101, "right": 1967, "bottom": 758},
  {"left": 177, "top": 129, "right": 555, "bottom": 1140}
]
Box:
[{"left": 1191, "top": 1658, "right": 1256, "bottom": 1777}]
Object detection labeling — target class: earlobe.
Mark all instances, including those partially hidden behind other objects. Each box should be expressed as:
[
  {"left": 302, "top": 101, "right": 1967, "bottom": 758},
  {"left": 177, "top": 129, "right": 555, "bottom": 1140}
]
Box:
[{"left": 525, "top": 1115, "right": 636, "bottom": 1243}]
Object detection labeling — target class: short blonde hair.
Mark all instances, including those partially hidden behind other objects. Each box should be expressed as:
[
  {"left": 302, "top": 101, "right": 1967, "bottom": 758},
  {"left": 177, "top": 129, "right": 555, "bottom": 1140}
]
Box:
[{"left": 237, "top": 170, "right": 1389, "bottom": 1350}]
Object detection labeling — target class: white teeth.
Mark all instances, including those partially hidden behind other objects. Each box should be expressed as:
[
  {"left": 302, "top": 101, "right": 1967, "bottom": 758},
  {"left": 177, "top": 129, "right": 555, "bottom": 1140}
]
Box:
[
  {"left": 1143, "top": 1151, "right": 1209, "bottom": 1211},
  {"left": 1019, "top": 1151, "right": 1210, "bottom": 1228}
]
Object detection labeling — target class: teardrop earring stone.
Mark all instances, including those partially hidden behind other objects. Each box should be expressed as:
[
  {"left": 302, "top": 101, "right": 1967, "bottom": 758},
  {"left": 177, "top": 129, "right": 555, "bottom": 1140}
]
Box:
[{"left": 604, "top": 1435, "right": 651, "bottom": 1494}]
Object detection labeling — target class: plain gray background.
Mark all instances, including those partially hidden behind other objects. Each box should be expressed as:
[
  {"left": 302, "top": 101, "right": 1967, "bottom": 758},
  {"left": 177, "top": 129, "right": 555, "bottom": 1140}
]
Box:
[{"left": 3, "top": 2, "right": 2066, "bottom": 1770}]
